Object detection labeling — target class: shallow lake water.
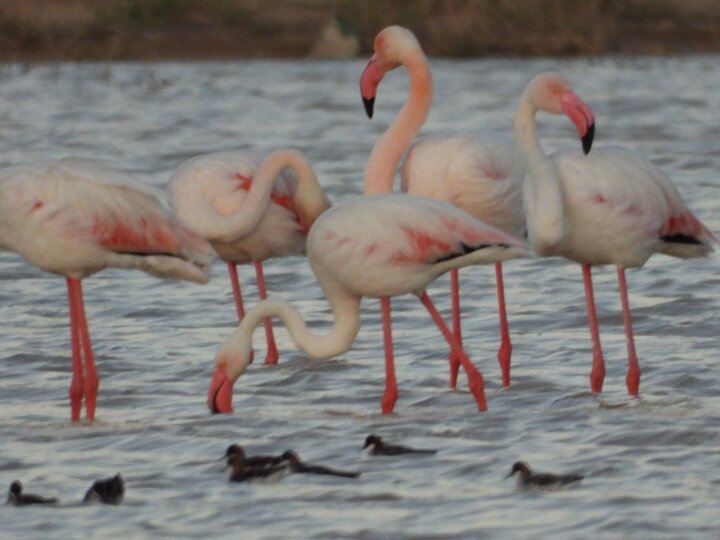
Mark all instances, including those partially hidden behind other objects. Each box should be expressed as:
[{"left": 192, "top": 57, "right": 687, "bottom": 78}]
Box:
[{"left": 0, "top": 56, "right": 719, "bottom": 539}]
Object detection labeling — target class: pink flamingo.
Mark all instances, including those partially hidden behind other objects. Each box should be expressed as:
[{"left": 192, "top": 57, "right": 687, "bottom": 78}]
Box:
[
  {"left": 0, "top": 158, "right": 214, "bottom": 421},
  {"left": 516, "top": 72, "right": 714, "bottom": 395},
  {"left": 168, "top": 149, "right": 331, "bottom": 365},
  {"left": 208, "top": 193, "right": 531, "bottom": 415},
  {"left": 360, "top": 26, "right": 525, "bottom": 389}
]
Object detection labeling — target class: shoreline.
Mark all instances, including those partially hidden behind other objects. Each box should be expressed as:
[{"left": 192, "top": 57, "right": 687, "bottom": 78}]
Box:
[{"left": 0, "top": 0, "right": 719, "bottom": 61}]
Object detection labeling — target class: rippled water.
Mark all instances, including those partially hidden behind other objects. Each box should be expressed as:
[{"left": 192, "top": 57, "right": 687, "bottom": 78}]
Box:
[{"left": 0, "top": 56, "right": 719, "bottom": 539}]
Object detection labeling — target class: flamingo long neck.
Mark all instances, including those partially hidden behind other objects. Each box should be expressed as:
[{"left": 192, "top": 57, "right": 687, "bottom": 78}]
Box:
[
  {"left": 284, "top": 151, "right": 332, "bottom": 230},
  {"left": 363, "top": 52, "right": 432, "bottom": 194},
  {"left": 216, "top": 150, "right": 326, "bottom": 242},
  {"left": 514, "top": 93, "right": 567, "bottom": 255},
  {"left": 220, "top": 281, "right": 362, "bottom": 382}
]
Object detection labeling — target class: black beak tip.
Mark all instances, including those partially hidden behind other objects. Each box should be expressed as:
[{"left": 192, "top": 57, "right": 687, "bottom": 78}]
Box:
[
  {"left": 582, "top": 123, "right": 595, "bottom": 155},
  {"left": 363, "top": 97, "right": 375, "bottom": 119}
]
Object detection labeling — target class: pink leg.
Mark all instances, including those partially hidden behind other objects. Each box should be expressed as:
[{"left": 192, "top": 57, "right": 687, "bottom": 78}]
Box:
[
  {"left": 226, "top": 262, "right": 245, "bottom": 320},
  {"left": 380, "top": 297, "right": 398, "bottom": 414},
  {"left": 69, "top": 278, "right": 99, "bottom": 421},
  {"left": 66, "top": 278, "right": 84, "bottom": 422},
  {"left": 254, "top": 261, "right": 279, "bottom": 365},
  {"left": 617, "top": 267, "right": 640, "bottom": 396},
  {"left": 447, "top": 269, "right": 461, "bottom": 389},
  {"left": 582, "top": 264, "right": 605, "bottom": 393},
  {"left": 418, "top": 291, "right": 487, "bottom": 411},
  {"left": 495, "top": 262, "right": 512, "bottom": 388}
]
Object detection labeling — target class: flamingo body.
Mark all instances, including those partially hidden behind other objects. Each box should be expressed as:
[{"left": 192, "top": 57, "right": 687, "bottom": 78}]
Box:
[
  {"left": 0, "top": 158, "right": 213, "bottom": 281},
  {"left": 309, "top": 193, "right": 528, "bottom": 298},
  {"left": 402, "top": 135, "right": 525, "bottom": 238},
  {"left": 540, "top": 148, "right": 713, "bottom": 266},
  {"left": 168, "top": 151, "right": 307, "bottom": 263}
]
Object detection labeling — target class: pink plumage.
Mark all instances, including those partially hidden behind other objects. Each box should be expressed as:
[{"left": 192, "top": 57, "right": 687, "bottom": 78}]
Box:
[{"left": 0, "top": 158, "right": 214, "bottom": 421}]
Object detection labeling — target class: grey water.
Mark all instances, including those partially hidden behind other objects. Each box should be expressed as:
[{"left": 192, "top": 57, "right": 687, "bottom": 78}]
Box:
[{"left": 0, "top": 56, "right": 719, "bottom": 539}]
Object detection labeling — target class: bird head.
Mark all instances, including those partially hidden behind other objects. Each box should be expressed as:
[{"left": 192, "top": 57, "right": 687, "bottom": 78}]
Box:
[
  {"left": 360, "top": 26, "right": 425, "bottom": 119},
  {"left": 525, "top": 72, "right": 595, "bottom": 155}
]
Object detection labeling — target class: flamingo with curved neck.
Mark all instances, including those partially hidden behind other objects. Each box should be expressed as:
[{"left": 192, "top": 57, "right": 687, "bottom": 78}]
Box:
[
  {"left": 208, "top": 193, "right": 532, "bottom": 415},
  {"left": 515, "top": 72, "right": 713, "bottom": 395},
  {"left": 169, "top": 149, "right": 331, "bottom": 365},
  {"left": 360, "top": 26, "right": 526, "bottom": 389}
]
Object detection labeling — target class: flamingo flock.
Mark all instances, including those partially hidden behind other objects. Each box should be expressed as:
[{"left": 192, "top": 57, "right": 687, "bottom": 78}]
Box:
[{"left": 0, "top": 26, "right": 713, "bottom": 422}]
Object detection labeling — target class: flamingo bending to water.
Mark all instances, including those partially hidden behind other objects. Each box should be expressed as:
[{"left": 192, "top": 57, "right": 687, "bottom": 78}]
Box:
[
  {"left": 208, "top": 193, "right": 531, "bottom": 415},
  {"left": 516, "top": 72, "right": 714, "bottom": 394},
  {"left": 360, "top": 26, "right": 525, "bottom": 388},
  {"left": 0, "top": 158, "right": 214, "bottom": 421},
  {"left": 168, "top": 149, "right": 330, "bottom": 364}
]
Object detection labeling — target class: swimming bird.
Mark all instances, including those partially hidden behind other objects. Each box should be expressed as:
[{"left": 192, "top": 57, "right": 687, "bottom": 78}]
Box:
[
  {"left": 506, "top": 461, "right": 583, "bottom": 487},
  {"left": 169, "top": 149, "right": 331, "bottom": 365},
  {"left": 223, "top": 444, "right": 286, "bottom": 468},
  {"left": 0, "top": 158, "right": 214, "bottom": 421},
  {"left": 281, "top": 450, "right": 360, "bottom": 479},
  {"left": 6, "top": 481, "right": 58, "bottom": 506},
  {"left": 227, "top": 452, "right": 288, "bottom": 483},
  {"left": 515, "top": 72, "right": 714, "bottom": 395},
  {"left": 208, "top": 193, "right": 530, "bottom": 416},
  {"left": 361, "top": 26, "right": 525, "bottom": 389},
  {"left": 362, "top": 434, "right": 437, "bottom": 456},
  {"left": 83, "top": 474, "right": 125, "bottom": 504}
]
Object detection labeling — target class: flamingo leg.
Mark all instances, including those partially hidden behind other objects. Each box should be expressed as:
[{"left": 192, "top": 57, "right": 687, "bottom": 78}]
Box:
[
  {"left": 69, "top": 278, "right": 99, "bottom": 421},
  {"left": 582, "top": 264, "right": 605, "bottom": 393},
  {"left": 495, "top": 262, "right": 512, "bottom": 388},
  {"left": 447, "top": 269, "right": 461, "bottom": 389},
  {"left": 66, "top": 278, "right": 84, "bottom": 422},
  {"left": 254, "top": 261, "right": 279, "bottom": 365},
  {"left": 617, "top": 267, "right": 641, "bottom": 396},
  {"left": 418, "top": 291, "right": 487, "bottom": 411},
  {"left": 226, "top": 262, "right": 246, "bottom": 320},
  {"left": 380, "top": 296, "right": 398, "bottom": 414}
]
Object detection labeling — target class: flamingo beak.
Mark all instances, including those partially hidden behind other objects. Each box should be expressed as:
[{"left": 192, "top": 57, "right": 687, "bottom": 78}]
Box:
[
  {"left": 360, "top": 56, "right": 383, "bottom": 119},
  {"left": 208, "top": 368, "right": 234, "bottom": 414},
  {"left": 560, "top": 91, "right": 595, "bottom": 155}
]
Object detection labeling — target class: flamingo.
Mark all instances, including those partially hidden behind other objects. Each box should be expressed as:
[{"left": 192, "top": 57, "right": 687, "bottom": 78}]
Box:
[
  {"left": 0, "top": 158, "right": 214, "bottom": 421},
  {"left": 208, "top": 193, "right": 531, "bottom": 415},
  {"left": 360, "top": 26, "right": 524, "bottom": 389},
  {"left": 515, "top": 72, "right": 714, "bottom": 395},
  {"left": 168, "top": 149, "right": 331, "bottom": 365}
]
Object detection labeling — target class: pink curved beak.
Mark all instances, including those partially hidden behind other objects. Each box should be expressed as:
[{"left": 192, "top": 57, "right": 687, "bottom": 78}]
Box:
[
  {"left": 208, "top": 368, "right": 234, "bottom": 414},
  {"left": 561, "top": 91, "right": 595, "bottom": 155},
  {"left": 360, "top": 56, "right": 383, "bottom": 119}
]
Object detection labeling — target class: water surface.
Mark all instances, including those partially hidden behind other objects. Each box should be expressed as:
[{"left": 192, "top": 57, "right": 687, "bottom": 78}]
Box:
[{"left": 0, "top": 57, "right": 719, "bottom": 539}]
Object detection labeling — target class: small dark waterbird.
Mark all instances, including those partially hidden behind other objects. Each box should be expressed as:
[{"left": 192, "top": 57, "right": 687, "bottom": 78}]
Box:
[
  {"left": 223, "top": 444, "right": 287, "bottom": 468},
  {"left": 506, "top": 461, "right": 583, "bottom": 488},
  {"left": 227, "top": 452, "right": 288, "bottom": 483},
  {"left": 363, "top": 434, "right": 437, "bottom": 456},
  {"left": 282, "top": 450, "right": 360, "bottom": 479},
  {"left": 6, "top": 481, "right": 58, "bottom": 506},
  {"left": 83, "top": 474, "right": 125, "bottom": 505}
]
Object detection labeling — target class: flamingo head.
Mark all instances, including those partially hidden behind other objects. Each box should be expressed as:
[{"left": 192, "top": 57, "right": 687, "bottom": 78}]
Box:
[
  {"left": 528, "top": 72, "right": 595, "bottom": 154},
  {"left": 207, "top": 348, "right": 254, "bottom": 414},
  {"left": 360, "top": 26, "right": 423, "bottom": 118}
]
